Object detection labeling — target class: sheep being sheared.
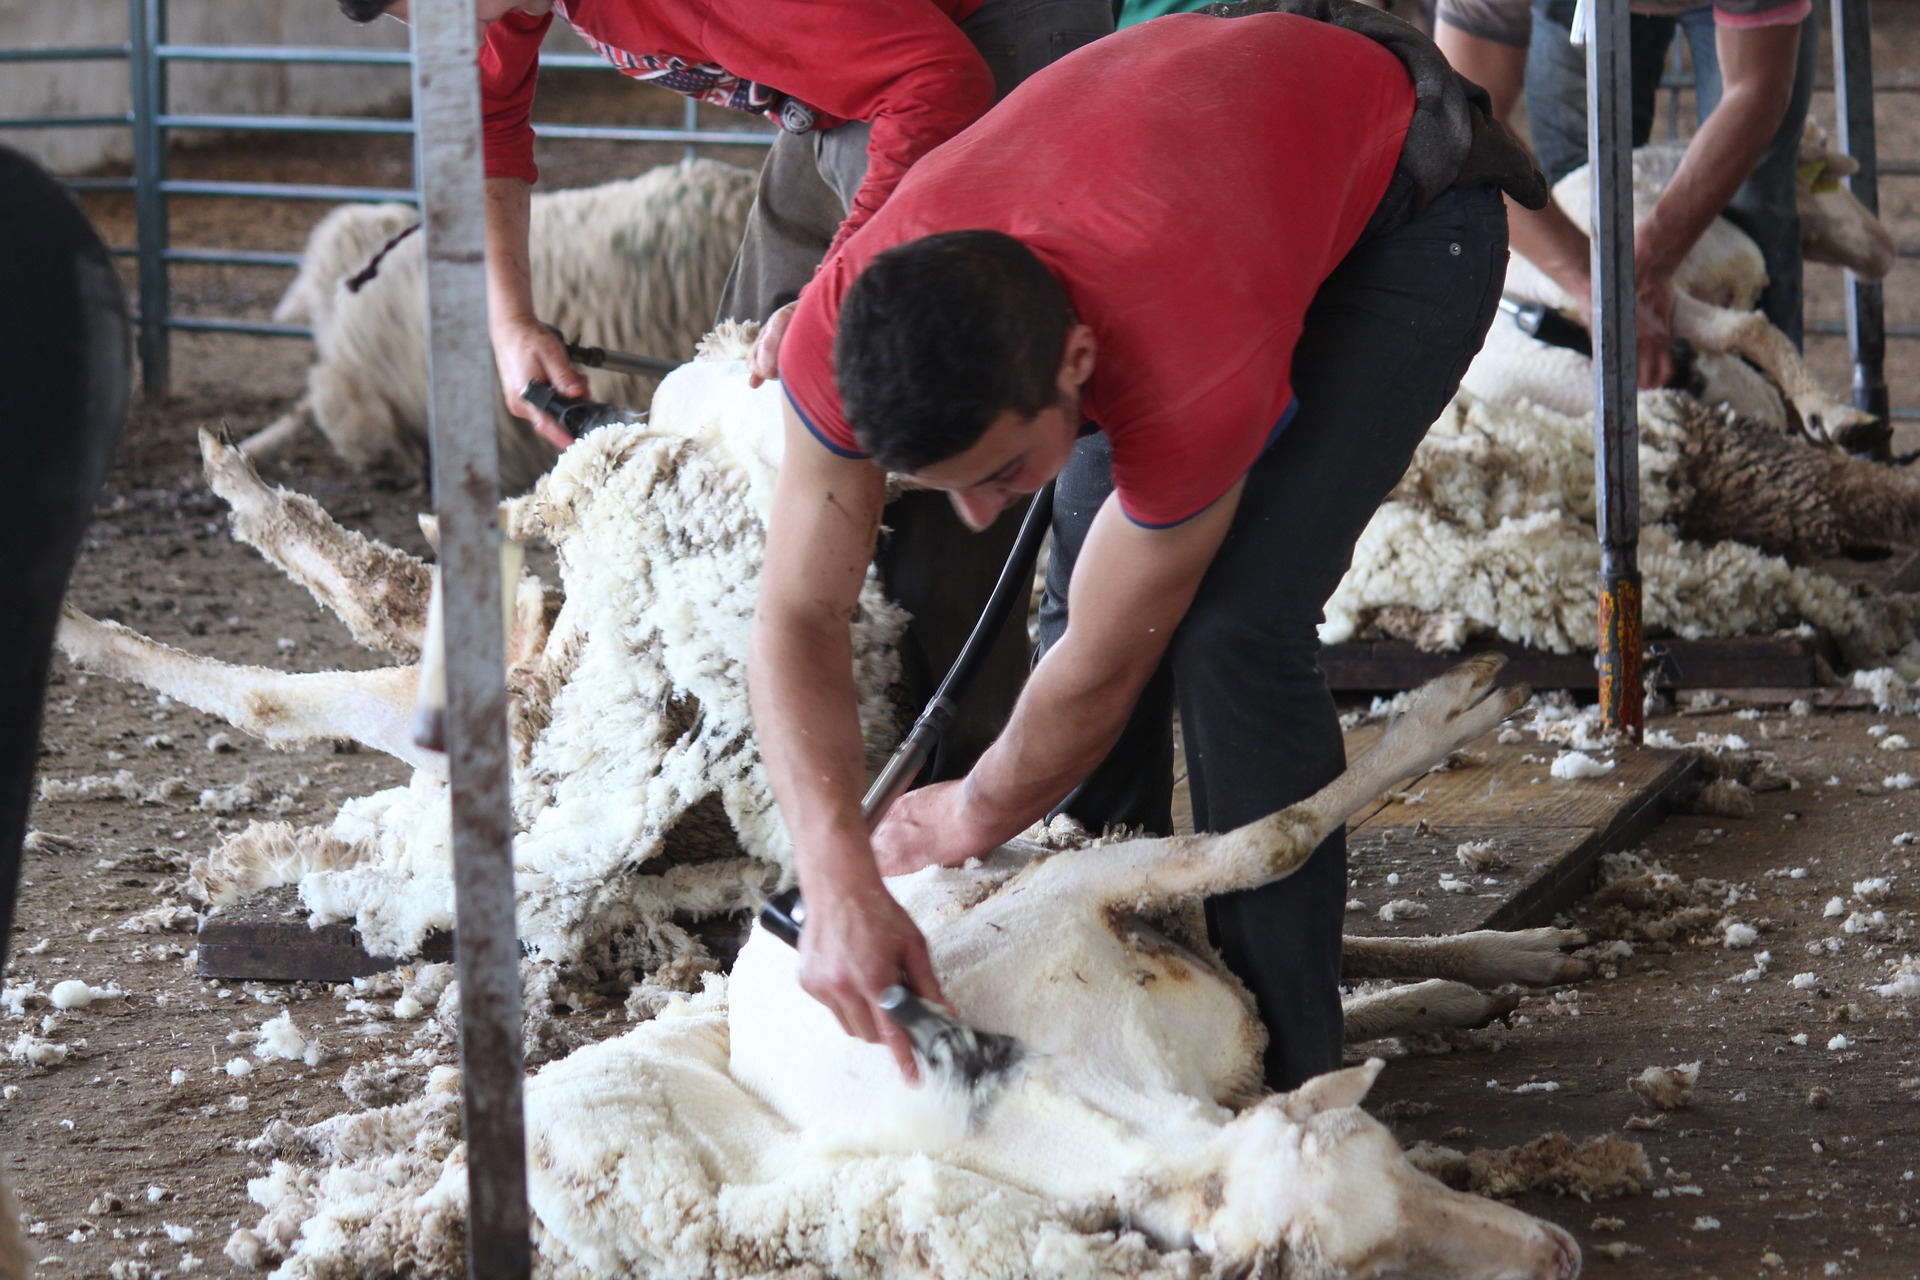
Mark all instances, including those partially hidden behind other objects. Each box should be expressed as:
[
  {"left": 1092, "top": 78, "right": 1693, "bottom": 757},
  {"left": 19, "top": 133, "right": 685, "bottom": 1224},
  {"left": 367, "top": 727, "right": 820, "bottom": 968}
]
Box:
[
  {"left": 537, "top": 656, "right": 1574, "bottom": 1274},
  {"left": 1322, "top": 389, "right": 1920, "bottom": 666},
  {"left": 1469, "top": 129, "right": 1892, "bottom": 447},
  {"left": 250, "top": 158, "right": 756, "bottom": 491},
  {"left": 237, "top": 659, "right": 1583, "bottom": 1280}
]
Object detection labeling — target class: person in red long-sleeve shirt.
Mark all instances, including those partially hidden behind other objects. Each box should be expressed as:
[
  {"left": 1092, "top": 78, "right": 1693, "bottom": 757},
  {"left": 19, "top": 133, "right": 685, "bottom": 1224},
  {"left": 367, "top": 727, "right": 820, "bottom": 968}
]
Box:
[{"left": 337, "top": 0, "right": 1109, "bottom": 441}]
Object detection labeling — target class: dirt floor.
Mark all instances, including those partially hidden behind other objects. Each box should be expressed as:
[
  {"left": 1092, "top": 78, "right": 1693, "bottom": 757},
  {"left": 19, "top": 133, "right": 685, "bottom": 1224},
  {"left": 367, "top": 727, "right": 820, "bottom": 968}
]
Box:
[{"left": 7, "top": 19, "right": 1920, "bottom": 1280}]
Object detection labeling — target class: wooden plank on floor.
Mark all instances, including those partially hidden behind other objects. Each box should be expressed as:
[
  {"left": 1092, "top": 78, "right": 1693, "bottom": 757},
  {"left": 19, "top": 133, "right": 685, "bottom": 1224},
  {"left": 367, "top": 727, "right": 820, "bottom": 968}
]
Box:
[
  {"left": 197, "top": 885, "right": 452, "bottom": 983},
  {"left": 1343, "top": 734, "right": 1698, "bottom": 935},
  {"left": 1323, "top": 633, "right": 1832, "bottom": 693}
]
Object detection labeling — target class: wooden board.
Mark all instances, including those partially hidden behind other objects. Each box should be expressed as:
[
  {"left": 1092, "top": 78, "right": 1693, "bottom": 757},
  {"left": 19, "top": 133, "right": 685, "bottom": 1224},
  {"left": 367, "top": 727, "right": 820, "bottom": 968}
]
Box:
[
  {"left": 1342, "top": 735, "right": 1697, "bottom": 936},
  {"left": 196, "top": 886, "right": 452, "bottom": 983},
  {"left": 1322, "top": 634, "right": 1834, "bottom": 693}
]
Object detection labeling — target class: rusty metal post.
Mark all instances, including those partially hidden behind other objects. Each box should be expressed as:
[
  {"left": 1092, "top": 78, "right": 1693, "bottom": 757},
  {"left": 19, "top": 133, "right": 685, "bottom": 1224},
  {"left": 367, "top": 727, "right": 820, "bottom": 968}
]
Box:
[
  {"left": 1830, "top": 0, "right": 1889, "bottom": 434},
  {"left": 1583, "top": 0, "right": 1644, "bottom": 737},
  {"left": 409, "top": 3, "right": 531, "bottom": 1278}
]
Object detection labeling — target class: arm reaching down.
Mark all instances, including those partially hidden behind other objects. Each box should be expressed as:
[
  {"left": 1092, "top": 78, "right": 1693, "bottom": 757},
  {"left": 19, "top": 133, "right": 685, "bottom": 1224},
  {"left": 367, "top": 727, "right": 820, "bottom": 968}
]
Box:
[
  {"left": 751, "top": 398, "right": 934, "bottom": 1081},
  {"left": 872, "top": 480, "right": 1243, "bottom": 873},
  {"left": 484, "top": 177, "right": 586, "bottom": 447}
]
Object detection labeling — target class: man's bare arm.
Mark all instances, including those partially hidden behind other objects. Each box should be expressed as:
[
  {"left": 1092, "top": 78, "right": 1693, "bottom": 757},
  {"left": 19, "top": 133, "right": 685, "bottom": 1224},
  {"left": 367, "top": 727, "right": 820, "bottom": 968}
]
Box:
[
  {"left": 1635, "top": 22, "right": 1800, "bottom": 284},
  {"left": 483, "top": 175, "right": 584, "bottom": 446},
  {"left": 749, "top": 399, "right": 937, "bottom": 1079},
  {"left": 872, "top": 480, "right": 1243, "bottom": 870}
]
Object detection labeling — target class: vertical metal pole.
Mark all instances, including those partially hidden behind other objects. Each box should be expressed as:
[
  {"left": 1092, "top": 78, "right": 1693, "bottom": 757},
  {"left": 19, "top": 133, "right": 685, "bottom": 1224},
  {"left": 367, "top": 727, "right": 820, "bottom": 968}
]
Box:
[
  {"left": 683, "top": 95, "right": 699, "bottom": 163},
  {"left": 1830, "top": 0, "right": 1888, "bottom": 430},
  {"left": 128, "top": 0, "right": 170, "bottom": 395},
  {"left": 1586, "top": 0, "right": 1644, "bottom": 737},
  {"left": 410, "top": 4, "right": 531, "bottom": 1279}
]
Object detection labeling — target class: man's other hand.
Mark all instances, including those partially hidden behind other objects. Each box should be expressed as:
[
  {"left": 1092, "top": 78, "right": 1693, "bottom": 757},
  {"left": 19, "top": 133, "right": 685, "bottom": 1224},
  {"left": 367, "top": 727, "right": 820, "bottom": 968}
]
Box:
[{"left": 749, "top": 302, "right": 798, "bottom": 388}]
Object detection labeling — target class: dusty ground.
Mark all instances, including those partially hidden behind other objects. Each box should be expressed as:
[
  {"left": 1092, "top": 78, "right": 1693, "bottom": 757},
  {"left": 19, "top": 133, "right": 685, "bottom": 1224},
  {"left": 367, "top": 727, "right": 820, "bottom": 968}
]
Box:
[{"left": 6, "top": 24, "right": 1920, "bottom": 1280}]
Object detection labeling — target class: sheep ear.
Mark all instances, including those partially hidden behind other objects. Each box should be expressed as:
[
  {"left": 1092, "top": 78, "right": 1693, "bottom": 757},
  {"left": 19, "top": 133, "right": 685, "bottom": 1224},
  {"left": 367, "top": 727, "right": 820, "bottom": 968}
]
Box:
[{"left": 1279, "top": 1058, "right": 1386, "bottom": 1122}]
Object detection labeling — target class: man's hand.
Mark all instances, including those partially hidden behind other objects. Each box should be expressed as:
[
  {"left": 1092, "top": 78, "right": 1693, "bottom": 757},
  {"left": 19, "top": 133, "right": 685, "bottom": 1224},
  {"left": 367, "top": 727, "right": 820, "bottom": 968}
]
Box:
[
  {"left": 1632, "top": 269, "right": 1677, "bottom": 390},
  {"left": 795, "top": 865, "right": 945, "bottom": 1083},
  {"left": 870, "top": 780, "right": 1001, "bottom": 877},
  {"left": 748, "top": 301, "right": 798, "bottom": 388},
  {"left": 493, "top": 313, "right": 586, "bottom": 448}
]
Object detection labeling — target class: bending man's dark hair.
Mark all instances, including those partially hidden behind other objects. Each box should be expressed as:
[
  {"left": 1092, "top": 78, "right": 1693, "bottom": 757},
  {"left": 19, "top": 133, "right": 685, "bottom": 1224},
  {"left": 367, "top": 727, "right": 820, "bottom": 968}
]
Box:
[
  {"left": 337, "top": 0, "right": 394, "bottom": 22},
  {"left": 835, "top": 230, "right": 1070, "bottom": 473}
]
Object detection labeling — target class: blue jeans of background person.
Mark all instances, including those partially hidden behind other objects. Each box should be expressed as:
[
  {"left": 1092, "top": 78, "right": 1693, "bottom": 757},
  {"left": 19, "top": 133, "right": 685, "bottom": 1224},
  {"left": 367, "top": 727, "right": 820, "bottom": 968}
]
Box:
[
  {"left": 0, "top": 146, "right": 130, "bottom": 974},
  {"left": 1523, "top": 0, "right": 1817, "bottom": 345},
  {"left": 1036, "top": 184, "right": 1509, "bottom": 1091}
]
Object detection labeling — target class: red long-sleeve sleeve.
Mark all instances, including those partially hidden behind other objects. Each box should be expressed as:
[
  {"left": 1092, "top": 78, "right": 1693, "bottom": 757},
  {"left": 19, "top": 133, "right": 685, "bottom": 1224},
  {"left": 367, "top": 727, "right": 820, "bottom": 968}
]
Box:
[{"left": 476, "top": 0, "right": 993, "bottom": 240}]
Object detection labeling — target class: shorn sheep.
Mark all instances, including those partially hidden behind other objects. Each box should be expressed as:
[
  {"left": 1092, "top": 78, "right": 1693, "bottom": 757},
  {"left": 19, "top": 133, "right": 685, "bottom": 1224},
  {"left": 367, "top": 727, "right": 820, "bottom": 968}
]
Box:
[
  {"left": 249, "top": 158, "right": 756, "bottom": 491},
  {"left": 1470, "top": 126, "right": 1894, "bottom": 448}
]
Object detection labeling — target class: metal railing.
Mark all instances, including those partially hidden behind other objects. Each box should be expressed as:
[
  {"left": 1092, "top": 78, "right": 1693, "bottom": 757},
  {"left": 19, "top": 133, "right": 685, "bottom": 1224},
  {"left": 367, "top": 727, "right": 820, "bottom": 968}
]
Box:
[{"left": 0, "top": 0, "right": 776, "bottom": 395}]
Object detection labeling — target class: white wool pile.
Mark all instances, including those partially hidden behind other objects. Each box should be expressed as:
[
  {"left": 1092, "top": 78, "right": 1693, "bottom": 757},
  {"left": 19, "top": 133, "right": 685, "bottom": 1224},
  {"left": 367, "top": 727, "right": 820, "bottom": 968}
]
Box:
[
  {"left": 1873, "top": 956, "right": 1920, "bottom": 999},
  {"left": 1550, "top": 751, "right": 1614, "bottom": 781},
  {"left": 236, "top": 981, "right": 1195, "bottom": 1280},
  {"left": 191, "top": 338, "right": 908, "bottom": 972},
  {"left": 1629, "top": 1061, "right": 1700, "bottom": 1111},
  {"left": 1322, "top": 391, "right": 1919, "bottom": 666}
]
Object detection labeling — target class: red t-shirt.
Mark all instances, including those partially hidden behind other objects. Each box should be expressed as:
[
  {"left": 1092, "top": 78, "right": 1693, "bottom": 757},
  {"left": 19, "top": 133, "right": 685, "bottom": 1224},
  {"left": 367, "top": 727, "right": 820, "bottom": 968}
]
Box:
[
  {"left": 782, "top": 12, "right": 1417, "bottom": 528},
  {"left": 481, "top": 0, "right": 991, "bottom": 250}
]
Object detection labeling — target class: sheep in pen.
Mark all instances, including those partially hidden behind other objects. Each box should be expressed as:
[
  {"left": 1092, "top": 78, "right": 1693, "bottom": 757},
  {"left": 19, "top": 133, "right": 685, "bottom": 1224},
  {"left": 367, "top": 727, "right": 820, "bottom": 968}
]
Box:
[
  {"left": 245, "top": 157, "right": 757, "bottom": 492},
  {"left": 57, "top": 333, "right": 1607, "bottom": 1278}
]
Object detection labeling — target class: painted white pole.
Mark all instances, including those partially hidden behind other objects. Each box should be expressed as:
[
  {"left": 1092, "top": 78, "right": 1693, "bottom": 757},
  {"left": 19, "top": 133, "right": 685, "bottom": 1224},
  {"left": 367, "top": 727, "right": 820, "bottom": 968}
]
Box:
[{"left": 408, "top": 3, "right": 531, "bottom": 1276}]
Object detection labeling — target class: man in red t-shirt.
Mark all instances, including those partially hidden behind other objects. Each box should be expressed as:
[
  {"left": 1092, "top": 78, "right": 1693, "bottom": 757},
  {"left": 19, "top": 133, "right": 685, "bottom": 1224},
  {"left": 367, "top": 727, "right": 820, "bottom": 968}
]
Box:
[{"left": 751, "top": 6, "right": 1540, "bottom": 1091}]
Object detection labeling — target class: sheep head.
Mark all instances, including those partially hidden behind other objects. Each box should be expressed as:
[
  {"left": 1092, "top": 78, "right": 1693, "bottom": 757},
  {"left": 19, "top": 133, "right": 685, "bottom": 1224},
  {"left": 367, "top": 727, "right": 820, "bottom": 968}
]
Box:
[
  {"left": 1797, "top": 120, "right": 1896, "bottom": 281},
  {"left": 1194, "top": 1060, "right": 1581, "bottom": 1280}
]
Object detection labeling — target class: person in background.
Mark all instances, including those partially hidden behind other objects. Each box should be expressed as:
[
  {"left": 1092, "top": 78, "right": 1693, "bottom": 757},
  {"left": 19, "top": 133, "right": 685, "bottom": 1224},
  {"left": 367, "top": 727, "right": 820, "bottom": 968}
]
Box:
[{"left": 1435, "top": 0, "right": 1815, "bottom": 386}]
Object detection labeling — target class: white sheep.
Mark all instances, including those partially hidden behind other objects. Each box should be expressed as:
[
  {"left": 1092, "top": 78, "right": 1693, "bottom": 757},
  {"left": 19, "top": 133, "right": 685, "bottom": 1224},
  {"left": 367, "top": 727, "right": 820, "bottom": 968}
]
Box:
[
  {"left": 1476, "top": 126, "right": 1894, "bottom": 446},
  {"left": 249, "top": 158, "right": 756, "bottom": 491}
]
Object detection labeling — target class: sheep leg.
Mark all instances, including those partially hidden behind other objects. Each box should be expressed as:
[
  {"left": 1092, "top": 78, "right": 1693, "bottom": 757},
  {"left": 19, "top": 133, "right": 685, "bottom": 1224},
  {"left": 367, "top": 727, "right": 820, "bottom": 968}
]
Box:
[
  {"left": 1342, "top": 979, "right": 1519, "bottom": 1042},
  {"left": 234, "top": 398, "right": 314, "bottom": 464},
  {"left": 1670, "top": 296, "right": 1876, "bottom": 445},
  {"left": 56, "top": 606, "right": 441, "bottom": 775},
  {"left": 199, "top": 428, "right": 431, "bottom": 660},
  {"left": 1342, "top": 929, "right": 1590, "bottom": 987},
  {"left": 1056, "top": 655, "right": 1529, "bottom": 909}
]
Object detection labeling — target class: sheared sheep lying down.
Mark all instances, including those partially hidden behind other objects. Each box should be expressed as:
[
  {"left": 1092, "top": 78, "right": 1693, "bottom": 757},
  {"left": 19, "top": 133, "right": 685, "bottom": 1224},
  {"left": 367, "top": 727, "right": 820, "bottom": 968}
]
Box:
[{"left": 520, "top": 655, "right": 1578, "bottom": 1280}]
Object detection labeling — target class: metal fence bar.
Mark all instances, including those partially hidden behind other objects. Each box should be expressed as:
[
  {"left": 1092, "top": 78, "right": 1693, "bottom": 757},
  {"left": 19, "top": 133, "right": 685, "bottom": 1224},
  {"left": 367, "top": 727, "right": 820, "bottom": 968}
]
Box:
[
  {"left": 408, "top": 3, "right": 531, "bottom": 1276},
  {"left": 1831, "top": 0, "right": 1888, "bottom": 433},
  {"left": 162, "top": 179, "right": 419, "bottom": 202},
  {"left": 164, "top": 247, "right": 304, "bottom": 267},
  {"left": 167, "top": 317, "right": 310, "bottom": 338},
  {"left": 1586, "top": 0, "right": 1644, "bottom": 736},
  {"left": 156, "top": 43, "right": 413, "bottom": 66},
  {"left": 0, "top": 46, "right": 129, "bottom": 62},
  {"left": 130, "top": 0, "right": 170, "bottom": 395},
  {"left": 0, "top": 116, "right": 133, "bottom": 130},
  {"left": 532, "top": 123, "right": 773, "bottom": 146},
  {"left": 157, "top": 112, "right": 416, "bottom": 134}
]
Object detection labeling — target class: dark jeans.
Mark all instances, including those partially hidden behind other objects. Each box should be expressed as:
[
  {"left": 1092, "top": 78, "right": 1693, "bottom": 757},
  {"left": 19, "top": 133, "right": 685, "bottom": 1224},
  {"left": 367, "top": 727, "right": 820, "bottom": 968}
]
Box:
[
  {"left": 1038, "top": 184, "right": 1509, "bottom": 1090},
  {"left": 0, "top": 147, "right": 131, "bottom": 974},
  {"left": 1524, "top": 0, "right": 1818, "bottom": 345}
]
